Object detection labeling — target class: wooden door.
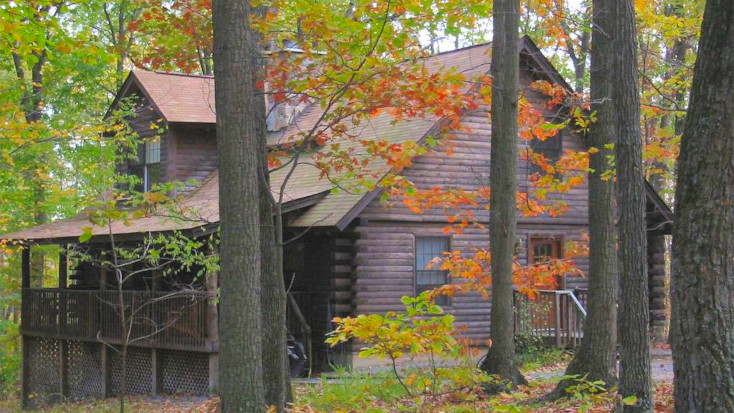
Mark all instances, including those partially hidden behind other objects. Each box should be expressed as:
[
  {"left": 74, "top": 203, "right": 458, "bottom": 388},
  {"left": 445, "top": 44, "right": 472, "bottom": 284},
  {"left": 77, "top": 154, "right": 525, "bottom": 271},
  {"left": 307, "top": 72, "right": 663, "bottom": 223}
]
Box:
[{"left": 528, "top": 237, "right": 564, "bottom": 332}]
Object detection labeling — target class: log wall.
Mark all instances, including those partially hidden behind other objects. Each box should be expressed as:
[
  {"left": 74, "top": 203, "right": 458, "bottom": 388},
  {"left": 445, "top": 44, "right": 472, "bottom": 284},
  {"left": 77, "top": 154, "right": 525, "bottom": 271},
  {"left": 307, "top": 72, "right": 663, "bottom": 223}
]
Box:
[
  {"left": 116, "top": 89, "right": 170, "bottom": 183},
  {"left": 285, "top": 229, "right": 356, "bottom": 370},
  {"left": 353, "top": 74, "right": 591, "bottom": 341},
  {"left": 167, "top": 126, "right": 218, "bottom": 191}
]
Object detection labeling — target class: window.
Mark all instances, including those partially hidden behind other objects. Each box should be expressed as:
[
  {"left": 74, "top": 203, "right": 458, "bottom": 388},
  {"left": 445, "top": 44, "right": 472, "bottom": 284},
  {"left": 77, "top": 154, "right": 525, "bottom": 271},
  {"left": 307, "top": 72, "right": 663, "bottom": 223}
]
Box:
[
  {"left": 529, "top": 236, "right": 563, "bottom": 288},
  {"left": 129, "top": 140, "right": 161, "bottom": 192},
  {"left": 529, "top": 129, "right": 562, "bottom": 175},
  {"left": 415, "top": 237, "right": 450, "bottom": 306}
]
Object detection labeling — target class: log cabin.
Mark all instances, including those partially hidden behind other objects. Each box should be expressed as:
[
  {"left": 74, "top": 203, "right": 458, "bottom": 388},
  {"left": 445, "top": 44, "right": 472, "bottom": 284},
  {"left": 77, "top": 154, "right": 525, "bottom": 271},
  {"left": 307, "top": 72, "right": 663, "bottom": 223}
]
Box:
[{"left": 3, "top": 36, "right": 672, "bottom": 406}]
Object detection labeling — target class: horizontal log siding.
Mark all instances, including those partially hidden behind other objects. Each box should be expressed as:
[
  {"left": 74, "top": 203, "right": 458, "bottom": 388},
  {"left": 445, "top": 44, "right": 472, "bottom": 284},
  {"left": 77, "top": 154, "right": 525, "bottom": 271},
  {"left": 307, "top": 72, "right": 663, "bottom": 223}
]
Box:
[
  {"left": 353, "top": 78, "right": 590, "bottom": 341},
  {"left": 168, "top": 127, "right": 218, "bottom": 190},
  {"left": 353, "top": 222, "right": 588, "bottom": 340},
  {"left": 117, "top": 91, "right": 170, "bottom": 182}
]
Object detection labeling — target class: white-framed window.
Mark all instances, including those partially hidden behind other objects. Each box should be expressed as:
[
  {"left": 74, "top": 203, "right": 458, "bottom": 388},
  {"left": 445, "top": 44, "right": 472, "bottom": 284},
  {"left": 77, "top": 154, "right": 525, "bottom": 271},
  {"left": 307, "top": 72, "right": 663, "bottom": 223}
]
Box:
[{"left": 130, "top": 140, "right": 161, "bottom": 192}]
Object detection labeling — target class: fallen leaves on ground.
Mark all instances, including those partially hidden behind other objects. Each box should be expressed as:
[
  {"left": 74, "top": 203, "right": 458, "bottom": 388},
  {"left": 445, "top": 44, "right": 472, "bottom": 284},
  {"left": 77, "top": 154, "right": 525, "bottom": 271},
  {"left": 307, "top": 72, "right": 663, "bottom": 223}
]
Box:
[{"left": 0, "top": 382, "right": 674, "bottom": 412}]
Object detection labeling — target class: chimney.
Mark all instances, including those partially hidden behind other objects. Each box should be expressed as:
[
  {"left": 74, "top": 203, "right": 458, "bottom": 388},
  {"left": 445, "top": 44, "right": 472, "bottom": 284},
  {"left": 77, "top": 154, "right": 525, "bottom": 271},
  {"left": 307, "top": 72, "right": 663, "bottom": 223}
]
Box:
[{"left": 264, "top": 40, "right": 311, "bottom": 132}]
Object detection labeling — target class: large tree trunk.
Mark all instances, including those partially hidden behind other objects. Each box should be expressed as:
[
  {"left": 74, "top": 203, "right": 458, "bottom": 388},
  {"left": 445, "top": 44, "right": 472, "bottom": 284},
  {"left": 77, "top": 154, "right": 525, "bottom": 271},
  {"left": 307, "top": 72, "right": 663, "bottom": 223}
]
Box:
[
  {"left": 479, "top": 0, "right": 526, "bottom": 390},
  {"left": 670, "top": 1, "right": 734, "bottom": 411},
  {"left": 554, "top": 0, "right": 618, "bottom": 396},
  {"left": 212, "top": 0, "right": 265, "bottom": 410},
  {"left": 612, "top": 0, "right": 653, "bottom": 411}
]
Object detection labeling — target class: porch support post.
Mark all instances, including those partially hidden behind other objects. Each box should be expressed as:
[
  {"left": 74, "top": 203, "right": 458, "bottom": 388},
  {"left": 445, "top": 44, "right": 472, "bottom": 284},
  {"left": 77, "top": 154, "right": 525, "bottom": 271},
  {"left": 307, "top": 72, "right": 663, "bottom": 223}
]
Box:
[
  {"left": 21, "top": 246, "right": 30, "bottom": 408},
  {"left": 554, "top": 292, "right": 562, "bottom": 348},
  {"left": 100, "top": 344, "right": 110, "bottom": 398},
  {"left": 21, "top": 246, "right": 30, "bottom": 289},
  {"left": 100, "top": 265, "right": 111, "bottom": 398},
  {"left": 206, "top": 268, "right": 219, "bottom": 396},
  {"left": 58, "top": 249, "right": 67, "bottom": 289},
  {"left": 150, "top": 269, "right": 161, "bottom": 396},
  {"left": 208, "top": 354, "right": 219, "bottom": 397},
  {"left": 58, "top": 248, "right": 69, "bottom": 399},
  {"left": 151, "top": 348, "right": 160, "bottom": 396}
]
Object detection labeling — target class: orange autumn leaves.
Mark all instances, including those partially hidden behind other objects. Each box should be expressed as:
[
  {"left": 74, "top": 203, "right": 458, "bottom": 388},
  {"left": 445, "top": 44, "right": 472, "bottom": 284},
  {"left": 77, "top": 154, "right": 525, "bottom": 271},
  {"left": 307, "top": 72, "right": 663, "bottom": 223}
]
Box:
[
  {"left": 392, "top": 80, "right": 591, "bottom": 300},
  {"left": 426, "top": 237, "right": 588, "bottom": 302}
]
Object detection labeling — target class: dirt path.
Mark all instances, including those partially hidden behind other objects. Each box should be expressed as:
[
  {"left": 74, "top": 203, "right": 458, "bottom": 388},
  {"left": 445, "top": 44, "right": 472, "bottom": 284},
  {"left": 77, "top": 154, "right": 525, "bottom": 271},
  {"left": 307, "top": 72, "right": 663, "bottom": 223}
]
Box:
[{"left": 528, "top": 351, "right": 674, "bottom": 383}]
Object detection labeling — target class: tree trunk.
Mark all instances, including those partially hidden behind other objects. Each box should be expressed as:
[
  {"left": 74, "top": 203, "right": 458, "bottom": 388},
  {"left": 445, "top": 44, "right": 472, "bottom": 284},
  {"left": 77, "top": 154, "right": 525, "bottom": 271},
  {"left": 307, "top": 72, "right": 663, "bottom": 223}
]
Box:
[
  {"left": 212, "top": 0, "right": 265, "bottom": 409},
  {"left": 554, "top": 0, "right": 618, "bottom": 396},
  {"left": 254, "top": 22, "right": 291, "bottom": 407},
  {"left": 479, "top": 0, "right": 526, "bottom": 390},
  {"left": 670, "top": 1, "right": 734, "bottom": 411},
  {"left": 259, "top": 135, "right": 289, "bottom": 412},
  {"left": 612, "top": 0, "right": 653, "bottom": 411}
]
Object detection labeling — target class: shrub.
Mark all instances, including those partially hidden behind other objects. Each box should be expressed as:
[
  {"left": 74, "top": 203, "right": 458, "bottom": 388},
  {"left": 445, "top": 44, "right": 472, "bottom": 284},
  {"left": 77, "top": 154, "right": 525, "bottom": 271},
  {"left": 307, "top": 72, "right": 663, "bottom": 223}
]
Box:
[{"left": 326, "top": 292, "right": 491, "bottom": 402}]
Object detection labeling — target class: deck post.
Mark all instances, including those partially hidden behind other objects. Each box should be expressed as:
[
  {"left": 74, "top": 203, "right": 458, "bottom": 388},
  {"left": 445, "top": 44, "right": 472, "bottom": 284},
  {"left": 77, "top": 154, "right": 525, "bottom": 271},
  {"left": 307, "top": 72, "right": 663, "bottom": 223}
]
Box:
[
  {"left": 554, "top": 292, "right": 561, "bottom": 348},
  {"left": 58, "top": 249, "right": 69, "bottom": 400},
  {"left": 208, "top": 354, "right": 219, "bottom": 396},
  {"left": 100, "top": 344, "right": 110, "bottom": 398},
  {"left": 58, "top": 340, "right": 68, "bottom": 400},
  {"left": 20, "top": 246, "right": 30, "bottom": 408},
  {"left": 151, "top": 348, "right": 159, "bottom": 396},
  {"left": 21, "top": 246, "right": 30, "bottom": 289},
  {"left": 58, "top": 249, "right": 68, "bottom": 289},
  {"left": 100, "top": 265, "right": 111, "bottom": 398},
  {"left": 151, "top": 270, "right": 160, "bottom": 396},
  {"left": 206, "top": 268, "right": 219, "bottom": 396}
]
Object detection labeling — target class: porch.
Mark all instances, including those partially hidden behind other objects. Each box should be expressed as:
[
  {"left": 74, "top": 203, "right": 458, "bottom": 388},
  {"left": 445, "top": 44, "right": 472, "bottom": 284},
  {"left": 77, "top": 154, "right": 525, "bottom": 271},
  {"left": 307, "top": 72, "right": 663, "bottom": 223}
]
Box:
[
  {"left": 16, "top": 246, "right": 218, "bottom": 407},
  {"left": 514, "top": 289, "right": 588, "bottom": 349},
  {"left": 21, "top": 289, "right": 212, "bottom": 352}
]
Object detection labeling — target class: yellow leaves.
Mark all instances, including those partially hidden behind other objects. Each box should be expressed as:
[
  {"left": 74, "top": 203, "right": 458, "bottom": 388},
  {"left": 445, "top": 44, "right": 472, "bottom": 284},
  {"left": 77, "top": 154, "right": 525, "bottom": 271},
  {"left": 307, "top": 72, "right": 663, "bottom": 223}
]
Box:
[
  {"left": 2, "top": 152, "right": 14, "bottom": 167},
  {"left": 55, "top": 42, "right": 73, "bottom": 54}
]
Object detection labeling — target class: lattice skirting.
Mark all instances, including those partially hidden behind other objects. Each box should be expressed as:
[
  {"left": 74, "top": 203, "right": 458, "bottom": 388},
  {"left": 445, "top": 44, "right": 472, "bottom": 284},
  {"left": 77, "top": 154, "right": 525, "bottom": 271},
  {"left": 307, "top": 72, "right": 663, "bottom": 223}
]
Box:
[
  {"left": 160, "top": 350, "right": 209, "bottom": 394},
  {"left": 25, "top": 337, "right": 61, "bottom": 407},
  {"left": 67, "top": 341, "right": 105, "bottom": 400},
  {"left": 24, "top": 337, "right": 211, "bottom": 406},
  {"left": 109, "top": 346, "right": 153, "bottom": 396}
]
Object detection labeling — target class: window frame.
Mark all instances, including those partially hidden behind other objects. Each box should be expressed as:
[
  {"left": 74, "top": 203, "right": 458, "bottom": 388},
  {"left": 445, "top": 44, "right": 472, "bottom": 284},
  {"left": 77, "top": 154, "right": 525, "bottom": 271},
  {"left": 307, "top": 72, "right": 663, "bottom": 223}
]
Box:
[
  {"left": 130, "top": 140, "right": 161, "bottom": 192},
  {"left": 528, "top": 129, "right": 563, "bottom": 176},
  {"left": 528, "top": 236, "right": 564, "bottom": 289},
  {"left": 413, "top": 235, "right": 452, "bottom": 306}
]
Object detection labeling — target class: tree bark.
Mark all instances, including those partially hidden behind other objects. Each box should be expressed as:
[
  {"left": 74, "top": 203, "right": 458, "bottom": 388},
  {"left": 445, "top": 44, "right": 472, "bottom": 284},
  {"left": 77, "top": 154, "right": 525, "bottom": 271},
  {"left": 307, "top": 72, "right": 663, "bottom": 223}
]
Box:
[
  {"left": 254, "top": 24, "right": 291, "bottom": 408},
  {"left": 479, "top": 0, "right": 526, "bottom": 390},
  {"left": 212, "top": 0, "right": 265, "bottom": 410},
  {"left": 612, "top": 0, "right": 653, "bottom": 411},
  {"left": 554, "top": 0, "right": 618, "bottom": 395},
  {"left": 670, "top": 1, "right": 734, "bottom": 411}
]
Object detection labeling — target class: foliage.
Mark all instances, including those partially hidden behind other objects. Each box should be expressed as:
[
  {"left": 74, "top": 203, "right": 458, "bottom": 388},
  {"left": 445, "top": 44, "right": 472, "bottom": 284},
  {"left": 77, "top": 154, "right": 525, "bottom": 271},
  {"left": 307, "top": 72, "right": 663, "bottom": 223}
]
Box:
[
  {"left": 286, "top": 373, "right": 677, "bottom": 412},
  {"left": 328, "top": 293, "right": 459, "bottom": 361},
  {"left": 0, "top": 318, "right": 20, "bottom": 396},
  {"left": 327, "top": 292, "right": 491, "bottom": 401}
]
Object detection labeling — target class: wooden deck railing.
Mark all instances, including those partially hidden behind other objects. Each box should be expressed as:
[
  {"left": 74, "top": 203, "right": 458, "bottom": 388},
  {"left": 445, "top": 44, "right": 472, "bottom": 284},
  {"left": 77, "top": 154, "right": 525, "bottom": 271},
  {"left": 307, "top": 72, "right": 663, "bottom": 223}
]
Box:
[
  {"left": 21, "top": 288, "right": 211, "bottom": 352},
  {"left": 514, "top": 289, "right": 587, "bottom": 349}
]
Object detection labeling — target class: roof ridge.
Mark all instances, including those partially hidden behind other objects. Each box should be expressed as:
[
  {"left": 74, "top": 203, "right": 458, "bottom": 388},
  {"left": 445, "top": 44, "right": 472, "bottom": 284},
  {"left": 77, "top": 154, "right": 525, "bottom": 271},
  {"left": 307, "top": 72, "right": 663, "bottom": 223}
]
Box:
[
  {"left": 428, "top": 41, "right": 492, "bottom": 57},
  {"left": 133, "top": 69, "right": 214, "bottom": 79}
]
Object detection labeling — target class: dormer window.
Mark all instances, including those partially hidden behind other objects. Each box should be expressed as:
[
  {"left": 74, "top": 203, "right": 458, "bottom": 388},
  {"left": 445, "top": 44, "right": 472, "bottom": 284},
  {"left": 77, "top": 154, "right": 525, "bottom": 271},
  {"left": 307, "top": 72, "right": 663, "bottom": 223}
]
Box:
[{"left": 130, "top": 140, "right": 161, "bottom": 192}]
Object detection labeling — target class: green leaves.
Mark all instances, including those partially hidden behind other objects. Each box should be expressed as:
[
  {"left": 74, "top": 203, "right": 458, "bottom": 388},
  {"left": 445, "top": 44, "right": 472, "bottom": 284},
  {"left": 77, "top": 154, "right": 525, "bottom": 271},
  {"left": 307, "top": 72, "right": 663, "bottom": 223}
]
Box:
[
  {"left": 622, "top": 395, "right": 638, "bottom": 406},
  {"left": 79, "top": 226, "right": 94, "bottom": 243}
]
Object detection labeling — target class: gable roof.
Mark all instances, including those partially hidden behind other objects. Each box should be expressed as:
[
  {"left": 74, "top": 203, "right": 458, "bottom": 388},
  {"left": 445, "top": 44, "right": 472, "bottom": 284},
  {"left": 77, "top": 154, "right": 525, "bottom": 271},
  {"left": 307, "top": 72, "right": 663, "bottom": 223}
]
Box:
[
  {"left": 3, "top": 36, "right": 673, "bottom": 242},
  {"left": 109, "top": 71, "right": 217, "bottom": 124}
]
